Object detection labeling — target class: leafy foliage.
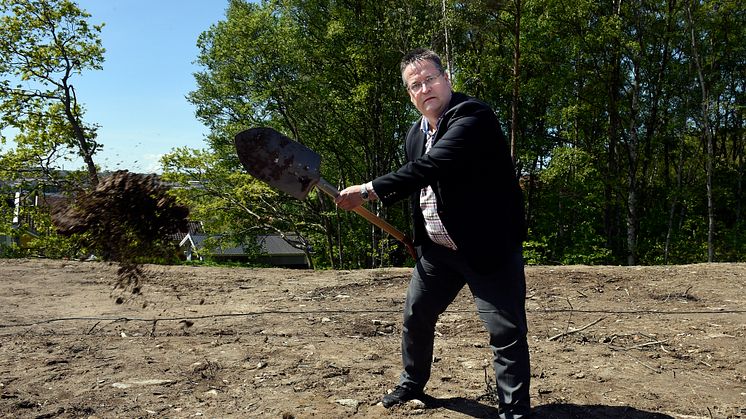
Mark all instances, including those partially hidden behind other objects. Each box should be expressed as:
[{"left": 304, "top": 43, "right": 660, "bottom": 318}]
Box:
[
  {"left": 0, "top": 0, "right": 104, "bottom": 186},
  {"left": 2, "top": 0, "right": 745, "bottom": 267},
  {"left": 183, "top": 0, "right": 441, "bottom": 268},
  {"left": 160, "top": 146, "right": 318, "bottom": 266}
]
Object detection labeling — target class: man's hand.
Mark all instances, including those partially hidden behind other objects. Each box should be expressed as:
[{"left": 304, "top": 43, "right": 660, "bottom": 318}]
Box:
[{"left": 335, "top": 185, "right": 364, "bottom": 210}]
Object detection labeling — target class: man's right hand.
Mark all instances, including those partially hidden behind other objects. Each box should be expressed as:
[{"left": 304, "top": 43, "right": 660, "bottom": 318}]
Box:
[{"left": 335, "top": 185, "right": 365, "bottom": 210}]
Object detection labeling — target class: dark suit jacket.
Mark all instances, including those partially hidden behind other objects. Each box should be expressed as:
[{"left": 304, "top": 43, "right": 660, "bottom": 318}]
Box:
[{"left": 372, "top": 92, "right": 526, "bottom": 273}]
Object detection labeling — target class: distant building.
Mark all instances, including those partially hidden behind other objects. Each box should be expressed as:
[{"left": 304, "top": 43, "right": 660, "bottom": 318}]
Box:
[
  {"left": 0, "top": 174, "right": 68, "bottom": 248},
  {"left": 172, "top": 221, "right": 310, "bottom": 268},
  {"left": 254, "top": 234, "right": 311, "bottom": 268}
]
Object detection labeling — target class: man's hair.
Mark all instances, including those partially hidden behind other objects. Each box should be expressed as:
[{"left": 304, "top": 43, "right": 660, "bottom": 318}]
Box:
[{"left": 400, "top": 48, "right": 444, "bottom": 82}]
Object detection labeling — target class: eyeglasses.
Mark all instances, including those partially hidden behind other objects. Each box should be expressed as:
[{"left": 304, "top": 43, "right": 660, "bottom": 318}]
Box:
[{"left": 406, "top": 73, "right": 443, "bottom": 93}]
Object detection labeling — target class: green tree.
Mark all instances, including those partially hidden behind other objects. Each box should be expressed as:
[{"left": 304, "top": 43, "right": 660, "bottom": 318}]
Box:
[
  {"left": 184, "top": 0, "right": 442, "bottom": 268},
  {"left": 0, "top": 0, "right": 104, "bottom": 187},
  {"left": 529, "top": 146, "right": 610, "bottom": 264},
  {"left": 451, "top": 0, "right": 745, "bottom": 266},
  {"left": 159, "top": 147, "right": 319, "bottom": 268},
  {"left": 177, "top": 0, "right": 745, "bottom": 268}
]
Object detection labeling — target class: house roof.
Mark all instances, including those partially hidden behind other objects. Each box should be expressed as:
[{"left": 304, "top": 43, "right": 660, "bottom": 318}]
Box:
[
  {"left": 179, "top": 232, "right": 306, "bottom": 257},
  {"left": 256, "top": 234, "right": 306, "bottom": 256},
  {"left": 170, "top": 221, "right": 204, "bottom": 242}
]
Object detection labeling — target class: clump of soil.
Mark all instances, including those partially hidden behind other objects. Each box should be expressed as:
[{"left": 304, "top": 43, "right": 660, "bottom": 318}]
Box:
[{"left": 51, "top": 170, "right": 189, "bottom": 294}]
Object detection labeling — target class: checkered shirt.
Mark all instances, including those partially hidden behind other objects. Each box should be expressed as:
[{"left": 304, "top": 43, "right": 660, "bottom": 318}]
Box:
[{"left": 420, "top": 120, "right": 458, "bottom": 250}]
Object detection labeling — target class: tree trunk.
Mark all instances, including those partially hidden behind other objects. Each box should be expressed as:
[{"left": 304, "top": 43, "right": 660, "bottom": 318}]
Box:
[
  {"left": 665, "top": 122, "right": 687, "bottom": 264},
  {"left": 626, "top": 122, "right": 639, "bottom": 266},
  {"left": 605, "top": 0, "right": 624, "bottom": 261},
  {"left": 625, "top": 13, "right": 645, "bottom": 266},
  {"left": 63, "top": 83, "right": 99, "bottom": 187},
  {"left": 687, "top": 2, "right": 715, "bottom": 262},
  {"left": 510, "top": 0, "right": 521, "bottom": 163}
]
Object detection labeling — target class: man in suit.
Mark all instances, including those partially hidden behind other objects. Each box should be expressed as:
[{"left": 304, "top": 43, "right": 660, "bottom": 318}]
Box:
[{"left": 335, "top": 48, "right": 530, "bottom": 418}]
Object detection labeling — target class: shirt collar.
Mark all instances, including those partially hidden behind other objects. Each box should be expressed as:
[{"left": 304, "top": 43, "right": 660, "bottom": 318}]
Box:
[
  {"left": 419, "top": 116, "right": 443, "bottom": 135},
  {"left": 419, "top": 117, "right": 429, "bottom": 134}
]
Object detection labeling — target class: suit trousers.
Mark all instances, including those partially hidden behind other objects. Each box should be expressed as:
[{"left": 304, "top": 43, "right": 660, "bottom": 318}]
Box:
[{"left": 398, "top": 244, "right": 531, "bottom": 418}]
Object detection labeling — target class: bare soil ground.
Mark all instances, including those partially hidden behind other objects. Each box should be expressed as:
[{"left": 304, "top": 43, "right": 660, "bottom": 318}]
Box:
[{"left": 0, "top": 258, "right": 744, "bottom": 418}]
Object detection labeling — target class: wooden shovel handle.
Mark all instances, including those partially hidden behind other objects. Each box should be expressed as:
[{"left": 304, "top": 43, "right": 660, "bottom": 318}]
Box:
[{"left": 316, "top": 178, "right": 417, "bottom": 259}]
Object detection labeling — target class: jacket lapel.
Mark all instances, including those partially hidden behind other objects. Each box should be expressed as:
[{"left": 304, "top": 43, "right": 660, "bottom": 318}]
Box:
[{"left": 410, "top": 121, "right": 427, "bottom": 160}]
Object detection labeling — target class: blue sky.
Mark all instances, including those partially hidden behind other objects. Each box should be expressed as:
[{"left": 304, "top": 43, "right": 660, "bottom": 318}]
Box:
[
  {"left": 75, "top": 0, "right": 231, "bottom": 173},
  {"left": 5, "top": 1, "right": 233, "bottom": 173}
]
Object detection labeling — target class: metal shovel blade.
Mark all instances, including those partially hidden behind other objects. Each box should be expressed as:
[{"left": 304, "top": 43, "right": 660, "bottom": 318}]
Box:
[{"left": 234, "top": 127, "right": 321, "bottom": 200}]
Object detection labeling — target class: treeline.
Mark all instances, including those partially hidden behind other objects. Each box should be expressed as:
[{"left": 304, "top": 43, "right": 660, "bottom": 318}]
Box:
[
  {"left": 2, "top": 0, "right": 744, "bottom": 268},
  {"left": 166, "top": 0, "right": 744, "bottom": 268}
]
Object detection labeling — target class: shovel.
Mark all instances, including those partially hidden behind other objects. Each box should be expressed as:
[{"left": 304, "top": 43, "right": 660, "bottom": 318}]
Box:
[{"left": 234, "top": 127, "right": 416, "bottom": 259}]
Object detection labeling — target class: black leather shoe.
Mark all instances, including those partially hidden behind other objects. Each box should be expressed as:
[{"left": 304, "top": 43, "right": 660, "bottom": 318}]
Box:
[{"left": 382, "top": 385, "right": 426, "bottom": 408}]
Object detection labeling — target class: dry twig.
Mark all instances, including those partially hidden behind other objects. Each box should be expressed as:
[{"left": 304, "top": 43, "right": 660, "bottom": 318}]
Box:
[
  {"left": 548, "top": 317, "right": 605, "bottom": 341},
  {"left": 626, "top": 339, "right": 669, "bottom": 351}
]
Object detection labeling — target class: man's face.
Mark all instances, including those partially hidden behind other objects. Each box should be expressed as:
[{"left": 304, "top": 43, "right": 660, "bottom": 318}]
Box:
[{"left": 403, "top": 60, "right": 452, "bottom": 124}]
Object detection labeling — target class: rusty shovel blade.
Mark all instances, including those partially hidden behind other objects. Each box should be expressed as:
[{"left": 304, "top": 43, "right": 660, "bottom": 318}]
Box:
[{"left": 234, "top": 127, "right": 321, "bottom": 200}]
